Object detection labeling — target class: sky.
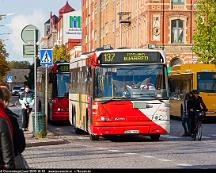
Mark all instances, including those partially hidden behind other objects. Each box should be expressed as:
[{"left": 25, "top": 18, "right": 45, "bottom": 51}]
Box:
[{"left": 0, "top": 0, "right": 81, "bottom": 63}]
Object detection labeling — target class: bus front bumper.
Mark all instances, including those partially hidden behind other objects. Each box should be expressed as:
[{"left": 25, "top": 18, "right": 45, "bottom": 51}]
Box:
[
  {"left": 91, "top": 122, "right": 169, "bottom": 136},
  {"left": 52, "top": 112, "right": 69, "bottom": 121}
]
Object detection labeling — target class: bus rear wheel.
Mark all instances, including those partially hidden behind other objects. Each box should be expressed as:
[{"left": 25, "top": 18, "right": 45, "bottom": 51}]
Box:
[
  {"left": 150, "top": 134, "right": 160, "bottom": 141},
  {"left": 90, "top": 134, "right": 99, "bottom": 141}
]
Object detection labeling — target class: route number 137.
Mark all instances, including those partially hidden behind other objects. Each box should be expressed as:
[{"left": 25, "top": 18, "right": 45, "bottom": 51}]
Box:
[{"left": 104, "top": 53, "right": 115, "bottom": 62}]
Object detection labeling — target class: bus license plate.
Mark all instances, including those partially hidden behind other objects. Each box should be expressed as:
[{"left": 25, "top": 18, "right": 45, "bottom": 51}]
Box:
[{"left": 124, "top": 130, "right": 139, "bottom": 134}]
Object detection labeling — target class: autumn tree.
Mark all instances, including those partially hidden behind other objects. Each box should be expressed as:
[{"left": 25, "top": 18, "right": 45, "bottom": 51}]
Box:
[
  {"left": 8, "top": 60, "right": 31, "bottom": 69},
  {"left": 0, "top": 40, "right": 9, "bottom": 80},
  {"left": 193, "top": 0, "right": 216, "bottom": 64},
  {"left": 52, "top": 44, "right": 70, "bottom": 63}
]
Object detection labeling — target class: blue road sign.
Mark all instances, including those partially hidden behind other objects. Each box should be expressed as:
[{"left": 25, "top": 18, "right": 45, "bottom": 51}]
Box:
[
  {"left": 40, "top": 49, "right": 53, "bottom": 65},
  {"left": 7, "top": 75, "right": 13, "bottom": 83}
]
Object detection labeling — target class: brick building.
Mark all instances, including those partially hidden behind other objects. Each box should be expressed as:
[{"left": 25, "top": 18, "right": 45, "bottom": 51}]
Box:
[
  {"left": 82, "top": 0, "right": 197, "bottom": 67},
  {"left": 40, "top": 1, "right": 81, "bottom": 52}
]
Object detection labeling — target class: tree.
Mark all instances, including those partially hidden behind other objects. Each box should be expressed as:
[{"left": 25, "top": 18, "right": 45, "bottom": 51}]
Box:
[
  {"left": 193, "top": 0, "right": 216, "bottom": 64},
  {"left": 53, "top": 44, "right": 70, "bottom": 63},
  {"left": 0, "top": 40, "right": 9, "bottom": 80},
  {"left": 8, "top": 61, "right": 31, "bottom": 69}
]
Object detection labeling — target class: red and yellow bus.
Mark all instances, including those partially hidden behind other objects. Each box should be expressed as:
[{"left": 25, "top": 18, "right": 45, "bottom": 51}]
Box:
[
  {"left": 69, "top": 48, "right": 170, "bottom": 141},
  {"left": 169, "top": 63, "right": 216, "bottom": 118},
  {"left": 37, "top": 61, "right": 70, "bottom": 122}
]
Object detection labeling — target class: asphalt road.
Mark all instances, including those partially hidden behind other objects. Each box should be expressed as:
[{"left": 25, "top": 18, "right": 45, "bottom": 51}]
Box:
[{"left": 9, "top": 96, "right": 216, "bottom": 169}]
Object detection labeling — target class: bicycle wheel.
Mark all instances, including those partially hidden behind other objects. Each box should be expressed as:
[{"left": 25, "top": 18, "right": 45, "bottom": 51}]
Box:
[{"left": 197, "top": 123, "right": 202, "bottom": 141}]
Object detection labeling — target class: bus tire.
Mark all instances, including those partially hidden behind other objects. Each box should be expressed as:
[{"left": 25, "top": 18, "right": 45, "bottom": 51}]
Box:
[
  {"left": 150, "top": 134, "right": 160, "bottom": 141},
  {"left": 90, "top": 134, "right": 99, "bottom": 141}
]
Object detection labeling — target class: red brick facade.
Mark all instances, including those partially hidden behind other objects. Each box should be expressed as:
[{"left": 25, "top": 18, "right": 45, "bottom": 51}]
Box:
[{"left": 82, "top": 0, "right": 197, "bottom": 66}]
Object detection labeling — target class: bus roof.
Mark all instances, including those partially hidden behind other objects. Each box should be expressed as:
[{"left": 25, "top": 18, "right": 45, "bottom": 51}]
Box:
[
  {"left": 70, "top": 48, "right": 166, "bottom": 64},
  {"left": 170, "top": 63, "right": 216, "bottom": 75}
]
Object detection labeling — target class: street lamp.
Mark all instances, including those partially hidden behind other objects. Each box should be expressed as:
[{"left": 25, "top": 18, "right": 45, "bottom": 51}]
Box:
[
  {"left": 0, "top": 13, "right": 15, "bottom": 20},
  {"left": 0, "top": 32, "right": 11, "bottom": 35}
]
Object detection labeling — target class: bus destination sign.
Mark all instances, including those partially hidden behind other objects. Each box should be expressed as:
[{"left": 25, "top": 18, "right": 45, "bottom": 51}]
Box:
[
  {"left": 98, "top": 52, "right": 164, "bottom": 64},
  {"left": 57, "top": 64, "right": 69, "bottom": 72}
]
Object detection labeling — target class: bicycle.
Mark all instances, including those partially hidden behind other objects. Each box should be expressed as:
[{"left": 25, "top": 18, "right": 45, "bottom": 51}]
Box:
[{"left": 192, "top": 110, "right": 205, "bottom": 141}]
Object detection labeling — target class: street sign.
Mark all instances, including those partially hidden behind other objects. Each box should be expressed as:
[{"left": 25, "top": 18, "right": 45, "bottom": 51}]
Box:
[
  {"left": 40, "top": 49, "right": 53, "bottom": 65},
  {"left": 21, "top": 24, "right": 39, "bottom": 44},
  {"left": 23, "top": 44, "right": 38, "bottom": 58},
  {"left": 7, "top": 75, "right": 13, "bottom": 83}
]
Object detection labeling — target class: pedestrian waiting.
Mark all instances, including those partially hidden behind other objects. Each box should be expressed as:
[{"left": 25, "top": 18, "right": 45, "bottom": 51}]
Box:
[{"left": 181, "top": 92, "right": 193, "bottom": 136}]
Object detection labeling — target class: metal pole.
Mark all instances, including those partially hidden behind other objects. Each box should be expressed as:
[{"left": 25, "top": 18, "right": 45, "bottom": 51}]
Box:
[
  {"left": 34, "top": 28, "right": 37, "bottom": 132},
  {"left": 45, "top": 65, "right": 48, "bottom": 130},
  {"left": 114, "top": 0, "right": 116, "bottom": 48},
  {"left": 137, "top": 0, "right": 139, "bottom": 48},
  {"left": 120, "top": 0, "right": 122, "bottom": 47}
]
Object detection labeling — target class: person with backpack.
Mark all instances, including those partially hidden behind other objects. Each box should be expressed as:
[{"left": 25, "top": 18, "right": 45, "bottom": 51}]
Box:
[{"left": 0, "top": 86, "right": 15, "bottom": 169}]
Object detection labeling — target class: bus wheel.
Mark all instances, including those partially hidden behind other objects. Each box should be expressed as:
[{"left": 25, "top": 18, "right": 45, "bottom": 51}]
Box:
[
  {"left": 90, "top": 134, "right": 99, "bottom": 141},
  {"left": 150, "top": 134, "right": 160, "bottom": 141}
]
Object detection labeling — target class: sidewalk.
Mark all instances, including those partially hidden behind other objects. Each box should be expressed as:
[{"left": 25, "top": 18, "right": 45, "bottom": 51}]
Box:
[{"left": 24, "top": 128, "right": 68, "bottom": 148}]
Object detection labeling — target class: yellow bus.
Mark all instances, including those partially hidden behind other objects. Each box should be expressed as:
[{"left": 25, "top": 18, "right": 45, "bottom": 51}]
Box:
[{"left": 169, "top": 63, "right": 216, "bottom": 118}]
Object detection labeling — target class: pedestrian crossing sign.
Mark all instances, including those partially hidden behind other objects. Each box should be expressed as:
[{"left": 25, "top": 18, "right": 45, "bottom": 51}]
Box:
[{"left": 40, "top": 49, "right": 53, "bottom": 65}]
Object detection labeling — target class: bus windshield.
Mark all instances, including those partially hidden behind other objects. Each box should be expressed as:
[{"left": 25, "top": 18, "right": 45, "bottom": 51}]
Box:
[
  {"left": 95, "top": 65, "right": 168, "bottom": 100},
  {"left": 56, "top": 73, "right": 70, "bottom": 97},
  {"left": 197, "top": 72, "right": 216, "bottom": 93}
]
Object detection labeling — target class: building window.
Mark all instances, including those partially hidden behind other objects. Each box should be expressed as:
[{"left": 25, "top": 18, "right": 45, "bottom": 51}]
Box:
[
  {"left": 171, "top": 19, "right": 184, "bottom": 43},
  {"left": 169, "top": 57, "right": 183, "bottom": 67},
  {"left": 172, "top": 0, "right": 184, "bottom": 4}
]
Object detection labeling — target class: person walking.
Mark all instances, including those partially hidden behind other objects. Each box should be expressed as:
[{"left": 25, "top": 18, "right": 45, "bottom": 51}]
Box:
[
  {"left": 19, "top": 85, "right": 34, "bottom": 131},
  {"left": 189, "top": 90, "right": 208, "bottom": 137},
  {"left": 0, "top": 87, "right": 15, "bottom": 169},
  {"left": 181, "top": 92, "right": 192, "bottom": 136}
]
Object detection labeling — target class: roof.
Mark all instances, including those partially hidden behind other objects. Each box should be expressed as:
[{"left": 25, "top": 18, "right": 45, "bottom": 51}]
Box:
[
  {"left": 44, "top": 15, "right": 58, "bottom": 24},
  {"left": 59, "top": 1, "right": 75, "bottom": 16}
]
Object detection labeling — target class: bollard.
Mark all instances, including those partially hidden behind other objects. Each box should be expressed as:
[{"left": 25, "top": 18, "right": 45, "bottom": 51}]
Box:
[{"left": 32, "top": 112, "right": 47, "bottom": 138}]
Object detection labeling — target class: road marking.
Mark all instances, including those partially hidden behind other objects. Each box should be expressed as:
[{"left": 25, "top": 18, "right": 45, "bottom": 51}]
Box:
[
  {"left": 158, "top": 159, "right": 172, "bottom": 162},
  {"left": 108, "top": 150, "right": 119, "bottom": 152},
  {"left": 77, "top": 137, "right": 89, "bottom": 140},
  {"left": 178, "top": 163, "right": 193, "bottom": 167},
  {"left": 124, "top": 153, "right": 137, "bottom": 155},
  {"left": 98, "top": 147, "right": 108, "bottom": 150},
  {"left": 142, "top": 155, "right": 155, "bottom": 158},
  {"left": 161, "top": 135, "right": 183, "bottom": 139}
]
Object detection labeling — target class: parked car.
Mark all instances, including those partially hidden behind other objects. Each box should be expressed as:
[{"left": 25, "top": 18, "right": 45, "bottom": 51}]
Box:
[
  {"left": 11, "top": 86, "right": 22, "bottom": 96},
  {"left": 18, "top": 87, "right": 25, "bottom": 96}
]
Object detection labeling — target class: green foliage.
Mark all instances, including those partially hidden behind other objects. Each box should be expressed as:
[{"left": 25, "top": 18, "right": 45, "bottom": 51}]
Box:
[
  {"left": 8, "top": 61, "right": 31, "bottom": 69},
  {"left": 0, "top": 40, "right": 9, "bottom": 80},
  {"left": 193, "top": 0, "right": 216, "bottom": 64},
  {"left": 53, "top": 44, "right": 70, "bottom": 63}
]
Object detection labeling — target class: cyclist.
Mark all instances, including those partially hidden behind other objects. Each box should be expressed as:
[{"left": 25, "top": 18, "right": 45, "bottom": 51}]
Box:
[
  {"left": 19, "top": 85, "right": 34, "bottom": 131},
  {"left": 189, "top": 90, "right": 207, "bottom": 138}
]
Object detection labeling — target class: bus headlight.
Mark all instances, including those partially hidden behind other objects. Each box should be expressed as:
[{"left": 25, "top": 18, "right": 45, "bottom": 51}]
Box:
[{"left": 153, "top": 114, "right": 168, "bottom": 121}]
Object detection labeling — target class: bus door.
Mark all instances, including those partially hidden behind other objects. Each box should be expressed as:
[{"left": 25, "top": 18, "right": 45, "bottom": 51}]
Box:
[{"left": 169, "top": 73, "right": 193, "bottom": 117}]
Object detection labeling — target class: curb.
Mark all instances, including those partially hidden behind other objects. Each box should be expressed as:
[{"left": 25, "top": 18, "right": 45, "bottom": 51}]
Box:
[{"left": 26, "top": 138, "right": 69, "bottom": 147}]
